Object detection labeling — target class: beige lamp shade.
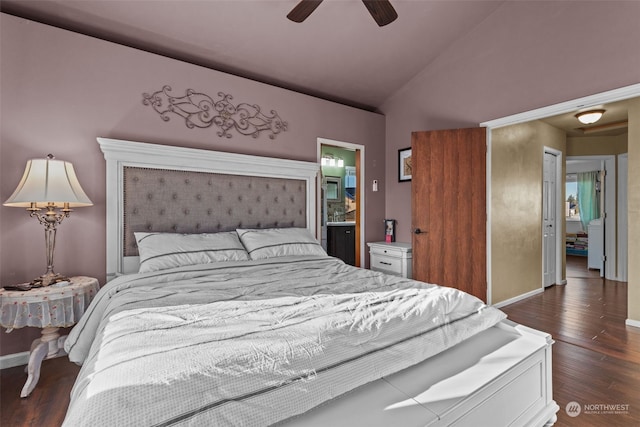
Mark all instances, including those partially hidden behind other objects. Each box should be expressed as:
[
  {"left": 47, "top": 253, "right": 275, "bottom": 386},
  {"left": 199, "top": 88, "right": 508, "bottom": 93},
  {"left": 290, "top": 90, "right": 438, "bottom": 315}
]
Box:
[{"left": 3, "top": 157, "right": 93, "bottom": 208}]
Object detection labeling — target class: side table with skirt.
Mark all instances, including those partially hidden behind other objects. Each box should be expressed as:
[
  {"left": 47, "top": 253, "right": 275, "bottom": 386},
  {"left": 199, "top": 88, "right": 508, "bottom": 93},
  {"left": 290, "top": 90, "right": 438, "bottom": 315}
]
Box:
[{"left": 0, "top": 276, "right": 99, "bottom": 397}]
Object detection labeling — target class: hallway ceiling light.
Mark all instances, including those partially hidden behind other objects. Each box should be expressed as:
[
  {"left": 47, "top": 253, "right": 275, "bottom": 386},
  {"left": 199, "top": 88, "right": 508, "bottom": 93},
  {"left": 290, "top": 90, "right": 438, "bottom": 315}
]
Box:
[{"left": 575, "top": 109, "right": 605, "bottom": 125}]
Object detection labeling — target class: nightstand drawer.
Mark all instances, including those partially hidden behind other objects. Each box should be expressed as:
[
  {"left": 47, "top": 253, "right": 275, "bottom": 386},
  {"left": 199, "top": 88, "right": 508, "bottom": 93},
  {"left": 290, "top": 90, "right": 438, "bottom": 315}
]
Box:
[
  {"left": 367, "top": 242, "right": 412, "bottom": 279},
  {"left": 370, "top": 253, "right": 403, "bottom": 275}
]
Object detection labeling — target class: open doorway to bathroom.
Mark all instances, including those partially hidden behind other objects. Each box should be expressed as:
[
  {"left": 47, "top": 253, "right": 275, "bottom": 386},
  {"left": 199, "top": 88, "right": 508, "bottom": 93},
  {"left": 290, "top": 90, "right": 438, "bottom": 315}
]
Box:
[{"left": 318, "top": 138, "right": 364, "bottom": 267}]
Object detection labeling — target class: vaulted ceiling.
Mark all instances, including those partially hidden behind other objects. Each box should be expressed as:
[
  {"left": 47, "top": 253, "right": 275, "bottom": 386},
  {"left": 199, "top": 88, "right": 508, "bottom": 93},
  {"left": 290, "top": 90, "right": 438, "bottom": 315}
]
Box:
[
  {"left": 1, "top": 0, "right": 632, "bottom": 135},
  {"left": 1, "top": 0, "right": 506, "bottom": 111}
]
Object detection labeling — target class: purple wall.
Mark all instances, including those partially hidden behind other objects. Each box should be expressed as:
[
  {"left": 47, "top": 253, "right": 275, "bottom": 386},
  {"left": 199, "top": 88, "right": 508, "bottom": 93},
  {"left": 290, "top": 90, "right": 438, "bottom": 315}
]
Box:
[
  {"left": 0, "top": 14, "right": 386, "bottom": 355},
  {"left": 381, "top": 1, "right": 640, "bottom": 243}
]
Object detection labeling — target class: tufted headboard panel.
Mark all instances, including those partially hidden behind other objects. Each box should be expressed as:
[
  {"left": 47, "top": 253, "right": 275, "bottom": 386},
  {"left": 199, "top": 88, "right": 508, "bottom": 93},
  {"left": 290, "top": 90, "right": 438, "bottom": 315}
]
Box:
[
  {"left": 123, "top": 167, "right": 307, "bottom": 257},
  {"left": 98, "top": 137, "right": 319, "bottom": 280}
]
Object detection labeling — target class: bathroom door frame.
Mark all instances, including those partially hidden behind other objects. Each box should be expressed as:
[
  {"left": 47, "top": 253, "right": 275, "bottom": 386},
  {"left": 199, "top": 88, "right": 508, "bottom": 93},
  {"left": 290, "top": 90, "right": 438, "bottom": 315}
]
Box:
[{"left": 318, "top": 137, "right": 365, "bottom": 267}]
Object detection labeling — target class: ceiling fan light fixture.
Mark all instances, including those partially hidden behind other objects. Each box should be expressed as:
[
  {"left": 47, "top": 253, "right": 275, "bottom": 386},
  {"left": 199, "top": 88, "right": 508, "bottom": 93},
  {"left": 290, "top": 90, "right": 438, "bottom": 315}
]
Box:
[
  {"left": 575, "top": 109, "right": 605, "bottom": 125},
  {"left": 287, "top": 0, "right": 397, "bottom": 27}
]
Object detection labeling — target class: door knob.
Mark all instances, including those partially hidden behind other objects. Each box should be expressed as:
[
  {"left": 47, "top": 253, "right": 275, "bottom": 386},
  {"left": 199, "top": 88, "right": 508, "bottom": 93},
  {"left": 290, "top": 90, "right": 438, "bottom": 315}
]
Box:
[{"left": 413, "top": 228, "right": 424, "bottom": 235}]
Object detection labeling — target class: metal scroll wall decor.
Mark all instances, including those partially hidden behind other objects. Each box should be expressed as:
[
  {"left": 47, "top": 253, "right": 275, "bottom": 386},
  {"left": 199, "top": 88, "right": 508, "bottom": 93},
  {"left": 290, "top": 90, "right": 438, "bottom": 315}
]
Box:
[{"left": 142, "top": 85, "right": 288, "bottom": 139}]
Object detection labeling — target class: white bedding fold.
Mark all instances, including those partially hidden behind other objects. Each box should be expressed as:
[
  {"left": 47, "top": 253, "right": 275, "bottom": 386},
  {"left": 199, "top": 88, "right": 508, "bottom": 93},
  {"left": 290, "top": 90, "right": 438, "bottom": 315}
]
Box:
[{"left": 63, "top": 256, "right": 505, "bottom": 426}]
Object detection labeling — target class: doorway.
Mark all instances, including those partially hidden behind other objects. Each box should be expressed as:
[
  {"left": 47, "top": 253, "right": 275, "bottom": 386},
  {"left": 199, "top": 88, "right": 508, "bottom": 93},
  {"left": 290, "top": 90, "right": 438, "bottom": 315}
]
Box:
[
  {"left": 567, "top": 155, "right": 617, "bottom": 280},
  {"left": 318, "top": 138, "right": 365, "bottom": 267},
  {"left": 543, "top": 149, "right": 561, "bottom": 287},
  {"left": 481, "top": 83, "right": 639, "bottom": 305}
]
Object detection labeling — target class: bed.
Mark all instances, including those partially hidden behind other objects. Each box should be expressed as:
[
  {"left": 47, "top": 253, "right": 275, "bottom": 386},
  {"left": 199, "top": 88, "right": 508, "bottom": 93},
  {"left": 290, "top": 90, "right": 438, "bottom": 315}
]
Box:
[{"left": 63, "top": 137, "right": 559, "bottom": 426}]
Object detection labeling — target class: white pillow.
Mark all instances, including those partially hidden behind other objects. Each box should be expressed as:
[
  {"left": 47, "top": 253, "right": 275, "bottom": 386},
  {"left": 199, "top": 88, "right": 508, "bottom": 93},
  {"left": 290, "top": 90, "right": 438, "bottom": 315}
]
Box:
[
  {"left": 236, "top": 227, "right": 327, "bottom": 260},
  {"left": 134, "top": 231, "right": 250, "bottom": 273}
]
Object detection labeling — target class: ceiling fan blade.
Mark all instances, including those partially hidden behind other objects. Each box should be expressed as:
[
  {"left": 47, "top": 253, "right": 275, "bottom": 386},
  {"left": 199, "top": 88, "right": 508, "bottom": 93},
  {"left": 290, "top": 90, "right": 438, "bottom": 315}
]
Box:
[
  {"left": 287, "top": 0, "right": 324, "bottom": 23},
  {"left": 362, "top": 0, "right": 398, "bottom": 27}
]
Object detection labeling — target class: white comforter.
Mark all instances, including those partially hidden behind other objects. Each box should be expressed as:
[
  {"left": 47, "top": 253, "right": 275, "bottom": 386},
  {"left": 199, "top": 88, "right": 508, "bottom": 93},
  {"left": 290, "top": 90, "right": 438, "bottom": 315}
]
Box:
[{"left": 63, "top": 256, "right": 505, "bottom": 426}]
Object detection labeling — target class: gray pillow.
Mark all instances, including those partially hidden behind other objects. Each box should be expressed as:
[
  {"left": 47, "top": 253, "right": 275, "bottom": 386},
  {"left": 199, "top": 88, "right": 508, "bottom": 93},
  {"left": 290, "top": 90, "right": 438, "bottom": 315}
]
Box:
[
  {"left": 134, "top": 231, "right": 250, "bottom": 273},
  {"left": 236, "top": 227, "right": 327, "bottom": 260}
]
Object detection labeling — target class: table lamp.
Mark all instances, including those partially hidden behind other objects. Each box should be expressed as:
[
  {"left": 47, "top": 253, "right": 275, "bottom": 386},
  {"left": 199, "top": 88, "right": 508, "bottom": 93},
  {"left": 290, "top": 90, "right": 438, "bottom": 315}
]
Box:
[{"left": 3, "top": 154, "right": 93, "bottom": 286}]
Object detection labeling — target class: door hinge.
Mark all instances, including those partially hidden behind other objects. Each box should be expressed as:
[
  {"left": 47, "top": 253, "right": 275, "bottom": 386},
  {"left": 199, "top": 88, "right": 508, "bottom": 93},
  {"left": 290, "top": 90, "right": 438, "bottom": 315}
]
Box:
[{"left": 602, "top": 255, "right": 607, "bottom": 262}]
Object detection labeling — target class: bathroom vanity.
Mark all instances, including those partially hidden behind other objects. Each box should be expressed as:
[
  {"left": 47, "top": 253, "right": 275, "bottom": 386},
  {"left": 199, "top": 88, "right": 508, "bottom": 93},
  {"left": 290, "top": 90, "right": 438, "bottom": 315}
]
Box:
[{"left": 326, "top": 222, "right": 356, "bottom": 266}]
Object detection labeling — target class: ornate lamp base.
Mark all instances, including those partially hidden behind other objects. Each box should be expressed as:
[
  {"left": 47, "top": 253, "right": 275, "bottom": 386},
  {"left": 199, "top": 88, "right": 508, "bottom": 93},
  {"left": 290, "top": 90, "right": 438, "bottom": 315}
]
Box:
[{"left": 24, "top": 202, "right": 73, "bottom": 288}]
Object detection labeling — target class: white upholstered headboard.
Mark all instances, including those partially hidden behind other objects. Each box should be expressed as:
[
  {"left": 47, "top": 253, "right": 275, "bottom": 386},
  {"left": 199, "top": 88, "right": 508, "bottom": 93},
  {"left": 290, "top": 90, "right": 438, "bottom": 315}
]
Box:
[{"left": 98, "top": 138, "right": 319, "bottom": 281}]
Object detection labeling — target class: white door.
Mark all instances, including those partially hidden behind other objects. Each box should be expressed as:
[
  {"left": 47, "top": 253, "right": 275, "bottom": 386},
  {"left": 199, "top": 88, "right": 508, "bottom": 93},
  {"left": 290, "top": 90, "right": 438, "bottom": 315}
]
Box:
[{"left": 543, "top": 152, "right": 557, "bottom": 287}]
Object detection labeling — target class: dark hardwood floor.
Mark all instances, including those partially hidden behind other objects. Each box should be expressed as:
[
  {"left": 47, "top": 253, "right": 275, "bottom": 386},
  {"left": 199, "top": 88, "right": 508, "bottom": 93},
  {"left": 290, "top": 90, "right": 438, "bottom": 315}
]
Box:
[
  {"left": 1, "top": 357, "right": 79, "bottom": 426},
  {"left": 503, "top": 256, "right": 640, "bottom": 427},
  {"left": 1, "top": 255, "right": 638, "bottom": 426}
]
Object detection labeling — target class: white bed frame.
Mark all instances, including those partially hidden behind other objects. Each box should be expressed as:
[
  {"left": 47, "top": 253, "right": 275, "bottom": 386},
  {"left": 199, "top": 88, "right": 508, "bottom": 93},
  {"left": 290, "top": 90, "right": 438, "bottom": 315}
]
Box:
[
  {"left": 98, "top": 137, "right": 559, "bottom": 426},
  {"left": 98, "top": 137, "right": 319, "bottom": 281},
  {"left": 283, "top": 320, "right": 559, "bottom": 426}
]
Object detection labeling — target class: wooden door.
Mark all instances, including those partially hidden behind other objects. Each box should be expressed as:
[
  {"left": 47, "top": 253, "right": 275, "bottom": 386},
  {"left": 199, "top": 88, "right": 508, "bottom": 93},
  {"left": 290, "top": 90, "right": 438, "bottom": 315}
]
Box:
[{"left": 411, "top": 128, "right": 486, "bottom": 301}]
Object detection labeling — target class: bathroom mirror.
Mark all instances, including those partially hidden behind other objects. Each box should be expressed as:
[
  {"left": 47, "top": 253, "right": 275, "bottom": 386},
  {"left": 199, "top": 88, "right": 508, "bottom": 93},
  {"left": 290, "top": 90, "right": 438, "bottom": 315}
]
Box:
[{"left": 325, "top": 176, "right": 341, "bottom": 201}]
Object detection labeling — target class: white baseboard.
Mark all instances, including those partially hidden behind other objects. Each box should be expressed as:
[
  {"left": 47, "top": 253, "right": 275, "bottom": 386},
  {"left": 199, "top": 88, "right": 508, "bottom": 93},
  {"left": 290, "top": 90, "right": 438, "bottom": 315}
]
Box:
[
  {"left": 0, "top": 351, "right": 29, "bottom": 370},
  {"left": 493, "top": 288, "right": 544, "bottom": 308},
  {"left": 626, "top": 318, "right": 640, "bottom": 329}
]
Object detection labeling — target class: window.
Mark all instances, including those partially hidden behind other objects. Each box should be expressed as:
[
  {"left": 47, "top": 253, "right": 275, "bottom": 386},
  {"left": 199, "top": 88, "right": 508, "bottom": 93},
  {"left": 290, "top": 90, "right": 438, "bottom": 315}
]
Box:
[{"left": 566, "top": 174, "right": 580, "bottom": 221}]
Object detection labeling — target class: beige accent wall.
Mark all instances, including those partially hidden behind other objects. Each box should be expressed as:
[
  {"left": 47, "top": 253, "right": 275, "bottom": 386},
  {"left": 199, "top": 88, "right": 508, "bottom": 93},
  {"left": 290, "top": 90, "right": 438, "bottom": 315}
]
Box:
[
  {"left": 491, "top": 121, "right": 566, "bottom": 304},
  {"left": 628, "top": 98, "right": 640, "bottom": 323},
  {"left": 567, "top": 134, "right": 628, "bottom": 156}
]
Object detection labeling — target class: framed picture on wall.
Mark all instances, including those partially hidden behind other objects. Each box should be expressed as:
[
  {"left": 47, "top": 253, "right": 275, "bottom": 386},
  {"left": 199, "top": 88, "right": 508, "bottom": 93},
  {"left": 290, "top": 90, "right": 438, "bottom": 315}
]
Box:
[{"left": 398, "top": 147, "right": 412, "bottom": 182}]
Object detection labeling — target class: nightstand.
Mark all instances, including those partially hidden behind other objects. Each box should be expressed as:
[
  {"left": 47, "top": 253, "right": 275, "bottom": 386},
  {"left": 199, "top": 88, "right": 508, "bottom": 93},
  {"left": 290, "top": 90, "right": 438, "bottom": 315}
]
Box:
[
  {"left": 0, "top": 276, "right": 99, "bottom": 397},
  {"left": 367, "top": 242, "right": 412, "bottom": 278}
]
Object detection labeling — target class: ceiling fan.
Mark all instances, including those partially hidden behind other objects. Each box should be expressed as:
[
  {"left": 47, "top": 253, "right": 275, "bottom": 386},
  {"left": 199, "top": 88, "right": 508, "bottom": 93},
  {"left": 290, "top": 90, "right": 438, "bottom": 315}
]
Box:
[{"left": 287, "top": 0, "right": 398, "bottom": 27}]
